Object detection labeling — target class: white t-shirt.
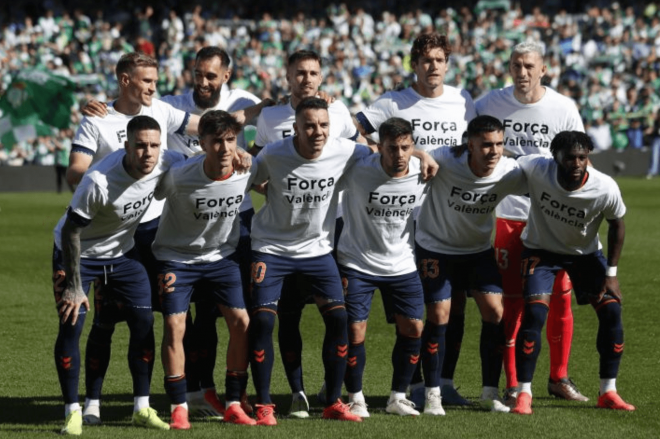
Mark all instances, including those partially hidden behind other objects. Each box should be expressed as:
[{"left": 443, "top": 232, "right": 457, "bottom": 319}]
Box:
[
  {"left": 152, "top": 155, "right": 257, "bottom": 264},
  {"left": 161, "top": 88, "right": 261, "bottom": 155},
  {"left": 518, "top": 155, "right": 626, "bottom": 255},
  {"left": 475, "top": 86, "right": 585, "bottom": 220},
  {"left": 53, "top": 149, "right": 184, "bottom": 259},
  {"left": 338, "top": 154, "right": 427, "bottom": 276},
  {"left": 415, "top": 147, "right": 527, "bottom": 255},
  {"left": 160, "top": 89, "right": 261, "bottom": 213},
  {"left": 73, "top": 99, "right": 188, "bottom": 161},
  {"left": 251, "top": 136, "right": 371, "bottom": 258},
  {"left": 254, "top": 100, "right": 359, "bottom": 147},
  {"left": 73, "top": 98, "right": 190, "bottom": 222},
  {"left": 356, "top": 86, "right": 477, "bottom": 152}
]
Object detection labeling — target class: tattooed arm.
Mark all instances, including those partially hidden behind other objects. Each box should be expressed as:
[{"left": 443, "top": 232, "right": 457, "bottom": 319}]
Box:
[{"left": 58, "top": 217, "right": 90, "bottom": 325}]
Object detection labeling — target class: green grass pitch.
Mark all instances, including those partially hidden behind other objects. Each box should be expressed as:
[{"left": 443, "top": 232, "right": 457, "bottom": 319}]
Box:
[{"left": 0, "top": 177, "right": 658, "bottom": 438}]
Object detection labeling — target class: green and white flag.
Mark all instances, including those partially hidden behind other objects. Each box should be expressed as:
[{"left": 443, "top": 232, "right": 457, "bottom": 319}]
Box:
[
  {"left": 0, "top": 114, "right": 52, "bottom": 147},
  {"left": 0, "top": 69, "right": 76, "bottom": 146}
]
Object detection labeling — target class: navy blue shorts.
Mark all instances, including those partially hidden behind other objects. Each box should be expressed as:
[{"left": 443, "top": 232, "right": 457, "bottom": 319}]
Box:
[
  {"left": 341, "top": 266, "right": 424, "bottom": 323},
  {"left": 277, "top": 218, "right": 344, "bottom": 313},
  {"left": 52, "top": 245, "right": 152, "bottom": 322},
  {"left": 415, "top": 245, "right": 503, "bottom": 304},
  {"left": 250, "top": 251, "right": 343, "bottom": 309},
  {"left": 521, "top": 247, "right": 607, "bottom": 305},
  {"left": 157, "top": 253, "right": 245, "bottom": 316}
]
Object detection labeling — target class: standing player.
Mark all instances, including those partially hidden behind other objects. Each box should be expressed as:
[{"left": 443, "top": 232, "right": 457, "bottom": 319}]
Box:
[
  {"left": 153, "top": 111, "right": 259, "bottom": 429},
  {"left": 53, "top": 116, "right": 181, "bottom": 435},
  {"left": 338, "top": 118, "right": 427, "bottom": 417},
  {"left": 67, "top": 52, "right": 198, "bottom": 186},
  {"left": 68, "top": 52, "right": 197, "bottom": 425},
  {"left": 158, "top": 46, "right": 269, "bottom": 419},
  {"left": 248, "top": 97, "right": 371, "bottom": 425},
  {"left": 415, "top": 116, "right": 527, "bottom": 414},
  {"left": 355, "top": 32, "right": 476, "bottom": 150},
  {"left": 253, "top": 50, "right": 365, "bottom": 151},
  {"left": 253, "top": 50, "right": 366, "bottom": 419},
  {"left": 354, "top": 32, "right": 476, "bottom": 407},
  {"left": 475, "top": 41, "right": 587, "bottom": 404},
  {"left": 511, "top": 131, "right": 634, "bottom": 414}
]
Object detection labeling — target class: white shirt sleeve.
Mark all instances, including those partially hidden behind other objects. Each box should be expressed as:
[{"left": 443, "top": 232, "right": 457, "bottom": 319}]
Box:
[
  {"left": 69, "top": 178, "right": 106, "bottom": 220},
  {"left": 72, "top": 117, "right": 100, "bottom": 152}
]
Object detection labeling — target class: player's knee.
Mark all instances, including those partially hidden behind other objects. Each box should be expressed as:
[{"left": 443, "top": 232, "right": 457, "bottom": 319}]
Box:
[
  {"left": 595, "top": 300, "right": 622, "bottom": 329},
  {"left": 349, "top": 322, "right": 367, "bottom": 344},
  {"left": 88, "top": 323, "right": 115, "bottom": 345},
  {"left": 226, "top": 310, "right": 250, "bottom": 334},
  {"left": 396, "top": 317, "right": 423, "bottom": 339},
  {"left": 165, "top": 313, "right": 187, "bottom": 342},
  {"left": 426, "top": 301, "right": 450, "bottom": 325},
  {"left": 522, "top": 301, "right": 549, "bottom": 332},
  {"left": 320, "top": 302, "right": 348, "bottom": 332},
  {"left": 250, "top": 305, "right": 277, "bottom": 333},
  {"left": 477, "top": 297, "right": 503, "bottom": 324}
]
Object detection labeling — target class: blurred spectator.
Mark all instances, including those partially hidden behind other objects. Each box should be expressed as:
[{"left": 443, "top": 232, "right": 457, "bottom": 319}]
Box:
[
  {"left": 586, "top": 111, "right": 613, "bottom": 152},
  {"left": 52, "top": 128, "right": 74, "bottom": 192},
  {"left": 647, "top": 110, "right": 660, "bottom": 179}
]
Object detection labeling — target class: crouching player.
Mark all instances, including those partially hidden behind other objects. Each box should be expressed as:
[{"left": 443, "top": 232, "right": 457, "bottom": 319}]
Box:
[
  {"left": 415, "top": 115, "right": 527, "bottom": 414},
  {"left": 339, "top": 118, "right": 428, "bottom": 417},
  {"left": 53, "top": 116, "right": 181, "bottom": 435},
  {"left": 152, "top": 110, "right": 258, "bottom": 428},
  {"left": 512, "top": 131, "right": 635, "bottom": 414}
]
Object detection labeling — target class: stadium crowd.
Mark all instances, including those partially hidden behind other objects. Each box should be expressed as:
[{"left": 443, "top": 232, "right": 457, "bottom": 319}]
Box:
[{"left": 1, "top": 1, "right": 660, "bottom": 173}]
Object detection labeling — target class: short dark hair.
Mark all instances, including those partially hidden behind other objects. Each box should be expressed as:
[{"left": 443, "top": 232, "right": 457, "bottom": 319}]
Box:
[
  {"left": 196, "top": 46, "right": 231, "bottom": 69},
  {"left": 198, "top": 110, "right": 242, "bottom": 138},
  {"left": 379, "top": 117, "right": 413, "bottom": 143},
  {"left": 116, "top": 52, "right": 158, "bottom": 79},
  {"left": 295, "top": 97, "right": 328, "bottom": 117},
  {"left": 287, "top": 50, "right": 322, "bottom": 68},
  {"left": 467, "top": 115, "right": 503, "bottom": 138},
  {"left": 550, "top": 131, "right": 594, "bottom": 158},
  {"left": 411, "top": 33, "right": 452, "bottom": 65},
  {"left": 126, "top": 115, "right": 161, "bottom": 144}
]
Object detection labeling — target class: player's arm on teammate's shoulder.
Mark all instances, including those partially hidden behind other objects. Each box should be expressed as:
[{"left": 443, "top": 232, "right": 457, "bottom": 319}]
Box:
[
  {"left": 58, "top": 214, "right": 90, "bottom": 325},
  {"left": 233, "top": 147, "right": 252, "bottom": 173},
  {"left": 184, "top": 113, "right": 201, "bottom": 136},
  {"left": 602, "top": 217, "right": 625, "bottom": 302},
  {"left": 317, "top": 90, "right": 336, "bottom": 104},
  {"left": 353, "top": 115, "right": 378, "bottom": 146},
  {"left": 66, "top": 150, "right": 93, "bottom": 187},
  {"left": 412, "top": 149, "right": 439, "bottom": 181},
  {"left": 80, "top": 99, "right": 108, "bottom": 118},
  {"left": 232, "top": 98, "right": 276, "bottom": 126}
]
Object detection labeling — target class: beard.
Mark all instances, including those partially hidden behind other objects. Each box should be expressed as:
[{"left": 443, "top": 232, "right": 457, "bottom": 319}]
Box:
[{"left": 193, "top": 86, "right": 221, "bottom": 109}]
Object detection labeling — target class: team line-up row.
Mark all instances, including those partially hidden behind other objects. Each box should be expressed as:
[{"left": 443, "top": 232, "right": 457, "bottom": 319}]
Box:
[{"left": 52, "top": 33, "right": 634, "bottom": 435}]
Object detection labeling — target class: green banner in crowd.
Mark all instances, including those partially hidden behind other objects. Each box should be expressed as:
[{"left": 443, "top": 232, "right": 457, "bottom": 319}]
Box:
[{"left": 0, "top": 69, "right": 76, "bottom": 146}]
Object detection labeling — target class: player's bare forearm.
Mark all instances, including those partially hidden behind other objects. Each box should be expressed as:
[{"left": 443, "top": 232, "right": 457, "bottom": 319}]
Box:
[
  {"left": 412, "top": 149, "right": 439, "bottom": 181},
  {"left": 59, "top": 219, "right": 89, "bottom": 325},
  {"left": 235, "top": 99, "right": 276, "bottom": 125},
  {"left": 185, "top": 114, "right": 200, "bottom": 135},
  {"left": 66, "top": 151, "right": 93, "bottom": 186},
  {"left": 606, "top": 218, "right": 625, "bottom": 268},
  {"left": 599, "top": 218, "right": 625, "bottom": 301},
  {"left": 233, "top": 147, "right": 252, "bottom": 173}
]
